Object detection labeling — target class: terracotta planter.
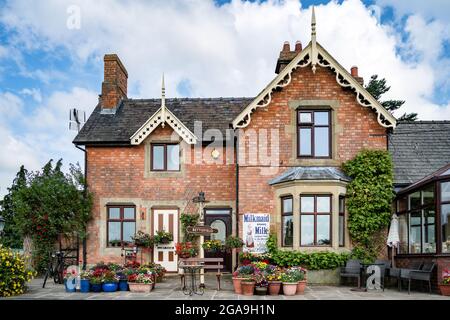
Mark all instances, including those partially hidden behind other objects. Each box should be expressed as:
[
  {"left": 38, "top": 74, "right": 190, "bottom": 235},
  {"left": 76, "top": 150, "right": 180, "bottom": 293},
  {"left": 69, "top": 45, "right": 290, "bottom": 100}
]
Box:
[
  {"left": 439, "top": 284, "right": 450, "bottom": 296},
  {"left": 282, "top": 282, "right": 298, "bottom": 296},
  {"left": 232, "top": 277, "right": 244, "bottom": 294},
  {"left": 241, "top": 281, "right": 256, "bottom": 296},
  {"left": 296, "top": 280, "right": 307, "bottom": 294},
  {"left": 128, "top": 282, "right": 152, "bottom": 293},
  {"left": 268, "top": 281, "right": 281, "bottom": 295}
]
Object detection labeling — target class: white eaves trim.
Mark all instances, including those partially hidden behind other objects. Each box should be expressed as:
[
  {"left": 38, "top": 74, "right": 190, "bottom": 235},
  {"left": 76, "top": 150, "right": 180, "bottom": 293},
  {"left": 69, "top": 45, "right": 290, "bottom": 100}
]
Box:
[
  {"left": 232, "top": 42, "right": 397, "bottom": 129},
  {"left": 130, "top": 107, "right": 198, "bottom": 145}
]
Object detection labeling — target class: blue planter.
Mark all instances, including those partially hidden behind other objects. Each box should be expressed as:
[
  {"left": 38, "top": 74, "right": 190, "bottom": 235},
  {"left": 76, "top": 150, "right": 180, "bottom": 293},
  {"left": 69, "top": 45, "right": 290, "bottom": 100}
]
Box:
[
  {"left": 90, "top": 283, "right": 102, "bottom": 292},
  {"left": 64, "top": 278, "right": 76, "bottom": 293},
  {"left": 102, "top": 282, "right": 118, "bottom": 292},
  {"left": 79, "top": 279, "right": 90, "bottom": 293},
  {"left": 119, "top": 279, "right": 129, "bottom": 291}
]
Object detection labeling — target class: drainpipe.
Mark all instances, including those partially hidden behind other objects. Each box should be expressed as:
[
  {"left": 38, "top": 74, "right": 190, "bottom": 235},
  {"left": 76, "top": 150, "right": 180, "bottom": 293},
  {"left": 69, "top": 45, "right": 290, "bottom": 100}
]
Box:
[
  {"left": 234, "top": 131, "right": 239, "bottom": 271},
  {"left": 75, "top": 144, "right": 88, "bottom": 270}
]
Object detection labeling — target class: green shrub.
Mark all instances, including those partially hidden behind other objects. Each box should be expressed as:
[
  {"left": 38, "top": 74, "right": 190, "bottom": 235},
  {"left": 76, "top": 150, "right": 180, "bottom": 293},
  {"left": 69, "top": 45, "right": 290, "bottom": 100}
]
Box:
[
  {"left": 0, "top": 245, "right": 36, "bottom": 297},
  {"left": 266, "top": 234, "right": 349, "bottom": 270}
]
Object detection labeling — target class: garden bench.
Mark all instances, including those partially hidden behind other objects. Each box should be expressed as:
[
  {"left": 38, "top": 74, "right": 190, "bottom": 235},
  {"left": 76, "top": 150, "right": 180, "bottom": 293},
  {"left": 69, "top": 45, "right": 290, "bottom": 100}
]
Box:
[{"left": 178, "top": 258, "right": 224, "bottom": 290}]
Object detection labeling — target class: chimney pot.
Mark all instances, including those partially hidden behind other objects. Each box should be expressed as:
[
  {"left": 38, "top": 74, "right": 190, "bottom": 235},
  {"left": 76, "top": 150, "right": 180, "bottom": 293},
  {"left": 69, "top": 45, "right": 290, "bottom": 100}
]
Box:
[
  {"left": 351, "top": 66, "right": 358, "bottom": 77},
  {"left": 282, "top": 41, "right": 290, "bottom": 52},
  {"left": 295, "top": 41, "right": 302, "bottom": 52}
]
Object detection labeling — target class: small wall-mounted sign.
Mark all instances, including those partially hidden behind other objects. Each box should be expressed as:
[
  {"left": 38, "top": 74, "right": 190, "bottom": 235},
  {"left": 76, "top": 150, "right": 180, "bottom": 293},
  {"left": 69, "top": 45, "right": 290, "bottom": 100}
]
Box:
[{"left": 186, "top": 225, "right": 218, "bottom": 235}]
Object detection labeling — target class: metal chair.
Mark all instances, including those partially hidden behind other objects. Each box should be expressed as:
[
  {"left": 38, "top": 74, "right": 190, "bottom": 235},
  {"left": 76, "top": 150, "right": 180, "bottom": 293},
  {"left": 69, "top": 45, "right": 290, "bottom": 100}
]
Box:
[
  {"left": 340, "top": 259, "right": 362, "bottom": 287},
  {"left": 408, "top": 262, "right": 436, "bottom": 294},
  {"left": 399, "top": 260, "right": 423, "bottom": 291}
]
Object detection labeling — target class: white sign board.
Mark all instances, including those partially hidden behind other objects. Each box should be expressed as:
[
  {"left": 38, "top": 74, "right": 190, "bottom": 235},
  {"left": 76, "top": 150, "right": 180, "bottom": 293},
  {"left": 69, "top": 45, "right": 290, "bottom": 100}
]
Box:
[{"left": 243, "top": 213, "right": 270, "bottom": 254}]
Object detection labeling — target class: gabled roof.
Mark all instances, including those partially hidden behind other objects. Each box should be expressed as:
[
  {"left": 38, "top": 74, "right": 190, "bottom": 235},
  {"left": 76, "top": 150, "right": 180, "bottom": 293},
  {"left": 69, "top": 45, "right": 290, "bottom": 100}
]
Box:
[
  {"left": 232, "top": 7, "right": 397, "bottom": 129},
  {"left": 389, "top": 121, "right": 450, "bottom": 186},
  {"left": 73, "top": 97, "right": 253, "bottom": 145},
  {"left": 269, "top": 167, "right": 351, "bottom": 186}
]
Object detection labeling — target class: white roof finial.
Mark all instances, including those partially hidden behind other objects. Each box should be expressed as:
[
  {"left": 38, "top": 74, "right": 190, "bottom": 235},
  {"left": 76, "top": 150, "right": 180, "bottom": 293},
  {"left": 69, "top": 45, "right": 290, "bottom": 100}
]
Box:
[
  {"left": 311, "top": 6, "right": 317, "bottom": 74},
  {"left": 161, "top": 73, "right": 166, "bottom": 127}
]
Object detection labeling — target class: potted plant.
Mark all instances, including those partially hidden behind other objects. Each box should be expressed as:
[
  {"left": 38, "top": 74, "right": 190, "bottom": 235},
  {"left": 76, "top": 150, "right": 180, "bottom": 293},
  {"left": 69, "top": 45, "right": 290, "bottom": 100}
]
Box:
[
  {"left": 132, "top": 231, "right": 155, "bottom": 248},
  {"left": 232, "top": 265, "right": 254, "bottom": 294},
  {"left": 287, "top": 267, "right": 307, "bottom": 294},
  {"left": 254, "top": 274, "right": 268, "bottom": 296},
  {"left": 154, "top": 230, "right": 173, "bottom": 244},
  {"left": 439, "top": 268, "right": 450, "bottom": 296},
  {"left": 116, "top": 269, "right": 129, "bottom": 291},
  {"left": 89, "top": 269, "right": 104, "bottom": 292},
  {"left": 79, "top": 270, "right": 92, "bottom": 293},
  {"left": 101, "top": 270, "right": 119, "bottom": 292},
  {"left": 175, "top": 242, "right": 198, "bottom": 259},
  {"left": 241, "top": 275, "right": 256, "bottom": 296},
  {"left": 280, "top": 272, "right": 297, "bottom": 296},
  {"left": 63, "top": 269, "right": 77, "bottom": 293},
  {"left": 202, "top": 239, "right": 224, "bottom": 254},
  {"left": 266, "top": 266, "right": 282, "bottom": 295},
  {"left": 128, "top": 273, "right": 154, "bottom": 293},
  {"left": 109, "top": 240, "right": 121, "bottom": 247},
  {"left": 225, "top": 236, "right": 244, "bottom": 252}
]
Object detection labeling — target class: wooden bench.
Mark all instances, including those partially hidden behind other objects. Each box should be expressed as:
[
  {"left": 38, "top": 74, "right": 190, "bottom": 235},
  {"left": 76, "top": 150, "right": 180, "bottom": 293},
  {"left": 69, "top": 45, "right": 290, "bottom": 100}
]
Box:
[{"left": 178, "top": 258, "right": 224, "bottom": 290}]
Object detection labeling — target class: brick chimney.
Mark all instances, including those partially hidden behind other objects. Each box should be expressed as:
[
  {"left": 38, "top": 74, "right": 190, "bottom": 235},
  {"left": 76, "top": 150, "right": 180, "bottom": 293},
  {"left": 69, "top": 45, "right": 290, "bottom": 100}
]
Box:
[
  {"left": 101, "top": 54, "right": 128, "bottom": 109},
  {"left": 275, "top": 41, "right": 301, "bottom": 74},
  {"left": 350, "top": 66, "right": 364, "bottom": 86}
]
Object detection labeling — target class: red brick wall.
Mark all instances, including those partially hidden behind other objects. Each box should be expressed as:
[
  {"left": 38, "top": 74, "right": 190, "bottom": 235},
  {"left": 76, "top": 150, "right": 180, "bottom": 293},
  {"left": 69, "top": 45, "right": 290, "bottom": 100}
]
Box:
[
  {"left": 86, "top": 125, "right": 236, "bottom": 263},
  {"left": 238, "top": 65, "right": 387, "bottom": 235}
]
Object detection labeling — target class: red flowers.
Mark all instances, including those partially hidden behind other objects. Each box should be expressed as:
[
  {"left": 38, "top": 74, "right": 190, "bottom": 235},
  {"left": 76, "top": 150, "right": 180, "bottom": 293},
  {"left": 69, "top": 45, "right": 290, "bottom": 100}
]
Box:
[{"left": 127, "top": 273, "right": 138, "bottom": 282}]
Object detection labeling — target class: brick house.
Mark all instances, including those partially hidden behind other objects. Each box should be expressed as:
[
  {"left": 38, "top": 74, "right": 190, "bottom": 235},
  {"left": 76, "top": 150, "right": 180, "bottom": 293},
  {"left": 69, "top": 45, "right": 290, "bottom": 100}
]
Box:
[{"left": 73, "top": 10, "right": 449, "bottom": 280}]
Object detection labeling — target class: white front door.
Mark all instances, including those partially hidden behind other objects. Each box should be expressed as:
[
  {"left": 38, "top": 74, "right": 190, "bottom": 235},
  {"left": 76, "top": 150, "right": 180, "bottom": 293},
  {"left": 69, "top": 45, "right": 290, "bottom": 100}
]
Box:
[{"left": 153, "top": 209, "right": 178, "bottom": 272}]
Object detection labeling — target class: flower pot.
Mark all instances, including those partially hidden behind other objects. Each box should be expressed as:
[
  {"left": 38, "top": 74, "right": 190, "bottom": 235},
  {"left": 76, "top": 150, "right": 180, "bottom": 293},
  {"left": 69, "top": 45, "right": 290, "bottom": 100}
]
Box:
[
  {"left": 232, "top": 277, "right": 244, "bottom": 294},
  {"left": 64, "top": 279, "right": 76, "bottom": 293},
  {"left": 439, "top": 284, "right": 450, "bottom": 296},
  {"left": 128, "top": 282, "right": 152, "bottom": 293},
  {"left": 102, "top": 282, "right": 118, "bottom": 292},
  {"left": 90, "top": 283, "right": 102, "bottom": 292},
  {"left": 255, "top": 286, "right": 267, "bottom": 296},
  {"left": 282, "top": 282, "right": 297, "bottom": 296},
  {"left": 268, "top": 281, "right": 281, "bottom": 295},
  {"left": 296, "top": 280, "right": 307, "bottom": 294},
  {"left": 119, "top": 279, "right": 129, "bottom": 291},
  {"left": 79, "top": 279, "right": 90, "bottom": 293},
  {"left": 241, "top": 281, "right": 256, "bottom": 296}
]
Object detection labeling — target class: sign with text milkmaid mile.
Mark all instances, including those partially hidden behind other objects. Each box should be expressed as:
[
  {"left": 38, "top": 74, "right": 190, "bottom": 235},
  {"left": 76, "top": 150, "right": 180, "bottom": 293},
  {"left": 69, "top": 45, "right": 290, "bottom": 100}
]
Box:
[{"left": 243, "top": 213, "right": 270, "bottom": 254}]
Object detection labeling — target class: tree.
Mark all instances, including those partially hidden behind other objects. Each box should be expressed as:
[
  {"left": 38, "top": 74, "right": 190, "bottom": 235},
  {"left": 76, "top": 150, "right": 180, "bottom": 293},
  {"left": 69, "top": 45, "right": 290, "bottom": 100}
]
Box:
[
  {"left": 365, "top": 74, "right": 418, "bottom": 121},
  {"left": 0, "top": 166, "right": 27, "bottom": 249},
  {"left": 11, "top": 159, "right": 92, "bottom": 272}
]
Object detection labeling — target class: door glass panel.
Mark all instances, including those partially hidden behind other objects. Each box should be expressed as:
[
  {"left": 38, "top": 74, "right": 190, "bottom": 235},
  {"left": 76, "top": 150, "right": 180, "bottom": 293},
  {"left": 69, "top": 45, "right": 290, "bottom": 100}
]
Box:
[
  {"left": 314, "top": 127, "right": 329, "bottom": 157},
  {"left": 167, "top": 144, "right": 180, "bottom": 171},
  {"left": 205, "top": 209, "right": 230, "bottom": 215},
  {"left": 152, "top": 145, "right": 165, "bottom": 170},
  {"left": 299, "top": 128, "right": 311, "bottom": 156},
  {"left": 108, "top": 222, "right": 120, "bottom": 242},
  {"left": 300, "top": 215, "right": 314, "bottom": 246},
  {"left": 210, "top": 220, "right": 226, "bottom": 243},
  {"left": 124, "top": 207, "right": 135, "bottom": 219},
  {"left": 123, "top": 222, "right": 136, "bottom": 243},
  {"left": 423, "top": 208, "right": 436, "bottom": 253},
  {"left": 108, "top": 207, "right": 120, "bottom": 219},
  {"left": 317, "top": 215, "right": 330, "bottom": 245}
]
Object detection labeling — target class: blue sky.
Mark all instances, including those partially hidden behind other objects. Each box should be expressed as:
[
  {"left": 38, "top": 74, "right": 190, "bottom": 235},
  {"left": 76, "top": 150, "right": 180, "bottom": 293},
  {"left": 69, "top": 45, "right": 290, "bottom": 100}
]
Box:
[{"left": 0, "top": 0, "right": 449, "bottom": 197}]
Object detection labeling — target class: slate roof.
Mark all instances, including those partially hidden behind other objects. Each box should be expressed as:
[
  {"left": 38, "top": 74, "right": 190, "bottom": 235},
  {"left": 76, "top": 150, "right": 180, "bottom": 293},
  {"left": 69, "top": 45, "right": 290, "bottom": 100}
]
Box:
[
  {"left": 73, "top": 97, "right": 253, "bottom": 145},
  {"left": 389, "top": 121, "right": 450, "bottom": 186},
  {"left": 269, "top": 167, "right": 351, "bottom": 185}
]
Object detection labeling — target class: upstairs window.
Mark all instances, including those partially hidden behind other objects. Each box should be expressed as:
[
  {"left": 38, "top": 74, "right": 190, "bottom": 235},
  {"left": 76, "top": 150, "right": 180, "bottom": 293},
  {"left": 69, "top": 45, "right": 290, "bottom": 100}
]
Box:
[
  {"left": 297, "top": 110, "right": 331, "bottom": 158},
  {"left": 151, "top": 143, "right": 180, "bottom": 171}
]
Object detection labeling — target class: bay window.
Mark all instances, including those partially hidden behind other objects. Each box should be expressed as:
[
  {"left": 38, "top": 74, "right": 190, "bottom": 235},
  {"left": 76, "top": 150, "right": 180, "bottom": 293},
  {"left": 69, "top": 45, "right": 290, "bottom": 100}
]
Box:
[
  {"left": 338, "top": 196, "right": 345, "bottom": 247},
  {"left": 441, "top": 181, "right": 450, "bottom": 253},
  {"left": 281, "top": 196, "right": 293, "bottom": 247}
]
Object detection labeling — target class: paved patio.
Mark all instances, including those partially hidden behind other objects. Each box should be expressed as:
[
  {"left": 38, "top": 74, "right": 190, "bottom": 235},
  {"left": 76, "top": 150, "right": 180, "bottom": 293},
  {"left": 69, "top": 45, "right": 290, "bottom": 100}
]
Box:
[{"left": 4, "top": 274, "right": 449, "bottom": 300}]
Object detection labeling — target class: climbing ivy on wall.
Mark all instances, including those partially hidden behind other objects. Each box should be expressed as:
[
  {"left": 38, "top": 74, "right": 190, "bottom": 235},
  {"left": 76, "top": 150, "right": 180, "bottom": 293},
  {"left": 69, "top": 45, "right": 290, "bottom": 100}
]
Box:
[
  {"left": 342, "top": 149, "right": 394, "bottom": 262},
  {"left": 180, "top": 213, "right": 199, "bottom": 242}
]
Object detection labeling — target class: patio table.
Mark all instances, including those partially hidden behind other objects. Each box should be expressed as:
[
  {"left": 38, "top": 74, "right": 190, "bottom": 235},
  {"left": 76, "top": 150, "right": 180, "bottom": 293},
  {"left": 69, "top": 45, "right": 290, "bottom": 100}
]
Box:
[
  {"left": 178, "top": 264, "right": 205, "bottom": 296},
  {"left": 350, "top": 263, "right": 385, "bottom": 292}
]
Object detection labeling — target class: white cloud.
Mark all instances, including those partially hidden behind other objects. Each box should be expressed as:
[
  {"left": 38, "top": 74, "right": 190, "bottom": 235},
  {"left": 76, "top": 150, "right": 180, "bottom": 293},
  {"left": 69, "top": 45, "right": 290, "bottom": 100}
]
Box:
[
  {"left": 0, "top": 91, "right": 23, "bottom": 122},
  {"left": 20, "top": 88, "right": 42, "bottom": 102}
]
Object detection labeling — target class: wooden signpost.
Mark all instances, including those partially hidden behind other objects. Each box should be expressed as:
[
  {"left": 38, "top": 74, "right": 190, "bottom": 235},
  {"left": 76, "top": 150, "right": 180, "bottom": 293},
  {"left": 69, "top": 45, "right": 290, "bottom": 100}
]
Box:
[{"left": 186, "top": 225, "right": 218, "bottom": 235}]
